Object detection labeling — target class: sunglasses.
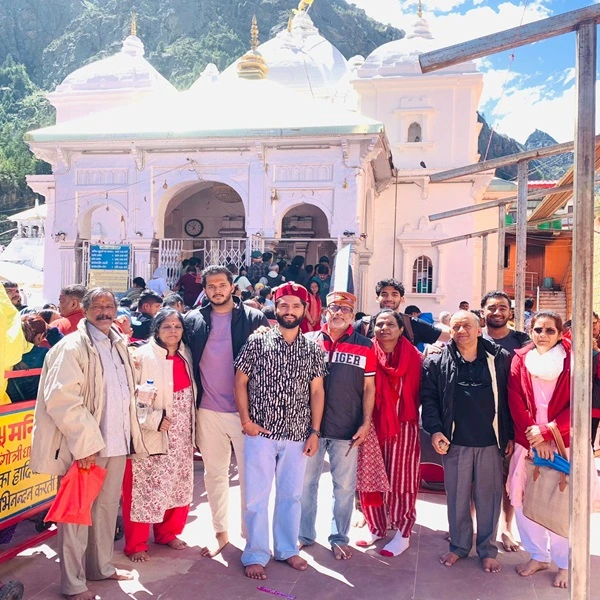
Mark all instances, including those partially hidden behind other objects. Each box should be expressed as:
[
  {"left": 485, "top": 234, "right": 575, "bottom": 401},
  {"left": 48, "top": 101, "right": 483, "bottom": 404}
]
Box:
[
  {"left": 532, "top": 327, "right": 558, "bottom": 335},
  {"left": 328, "top": 305, "right": 353, "bottom": 315}
]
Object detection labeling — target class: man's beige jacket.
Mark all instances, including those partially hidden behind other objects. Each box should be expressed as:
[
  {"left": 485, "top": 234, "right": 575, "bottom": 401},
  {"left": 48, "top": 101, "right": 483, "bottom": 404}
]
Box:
[{"left": 30, "top": 319, "right": 146, "bottom": 476}]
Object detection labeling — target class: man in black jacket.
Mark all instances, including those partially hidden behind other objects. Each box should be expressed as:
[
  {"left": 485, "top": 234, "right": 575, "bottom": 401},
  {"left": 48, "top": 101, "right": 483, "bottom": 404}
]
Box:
[
  {"left": 421, "top": 311, "right": 513, "bottom": 574},
  {"left": 184, "top": 265, "right": 269, "bottom": 558}
]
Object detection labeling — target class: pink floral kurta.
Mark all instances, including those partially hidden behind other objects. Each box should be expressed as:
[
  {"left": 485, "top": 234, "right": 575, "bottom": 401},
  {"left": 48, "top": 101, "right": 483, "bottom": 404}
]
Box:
[{"left": 131, "top": 386, "right": 194, "bottom": 523}]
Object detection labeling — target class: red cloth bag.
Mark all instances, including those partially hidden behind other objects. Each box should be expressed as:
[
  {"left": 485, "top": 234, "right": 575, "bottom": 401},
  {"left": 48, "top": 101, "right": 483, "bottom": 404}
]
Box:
[{"left": 45, "top": 463, "right": 107, "bottom": 526}]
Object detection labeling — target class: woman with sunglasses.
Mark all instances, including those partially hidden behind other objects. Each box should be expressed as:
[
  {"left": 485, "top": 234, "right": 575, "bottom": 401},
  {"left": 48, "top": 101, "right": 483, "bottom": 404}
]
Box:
[
  {"left": 122, "top": 308, "right": 196, "bottom": 563},
  {"left": 506, "top": 311, "right": 570, "bottom": 588}
]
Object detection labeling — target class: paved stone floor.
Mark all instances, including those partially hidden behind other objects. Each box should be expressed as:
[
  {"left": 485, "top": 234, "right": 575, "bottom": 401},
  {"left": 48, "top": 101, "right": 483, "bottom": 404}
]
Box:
[{"left": 2, "top": 459, "right": 599, "bottom": 600}]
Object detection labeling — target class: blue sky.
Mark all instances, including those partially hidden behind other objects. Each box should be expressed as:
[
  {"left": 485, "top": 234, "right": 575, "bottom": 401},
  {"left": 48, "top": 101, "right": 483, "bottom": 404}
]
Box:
[{"left": 345, "top": 0, "right": 596, "bottom": 144}]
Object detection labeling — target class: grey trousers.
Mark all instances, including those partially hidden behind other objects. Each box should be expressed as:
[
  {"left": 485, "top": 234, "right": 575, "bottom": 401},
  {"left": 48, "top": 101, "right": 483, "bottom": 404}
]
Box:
[
  {"left": 58, "top": 455, "right": 126, "bottom": 595},
  {"left": 442, "top": 444, "right": 502, "bottom": 560}
]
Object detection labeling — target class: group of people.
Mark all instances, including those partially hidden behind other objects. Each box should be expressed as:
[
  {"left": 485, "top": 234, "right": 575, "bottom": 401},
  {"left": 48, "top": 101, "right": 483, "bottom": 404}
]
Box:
[{"left": 3, "top": 264, "right": 596, "bottom": 599}]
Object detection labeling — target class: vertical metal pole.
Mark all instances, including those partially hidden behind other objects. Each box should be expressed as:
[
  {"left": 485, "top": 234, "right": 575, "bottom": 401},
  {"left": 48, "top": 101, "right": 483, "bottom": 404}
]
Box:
[
  {"left": 481, "top": 233, "right": 488, "bottom": 298},
  {"left": 514, "top": 161, "right": 528, "bottom": 331},
  {"left": 497, "top": 205, "right": 505, "bottom": 290},
  {"left": 570, "top": 20, "right": 595, "bottom": 600}
]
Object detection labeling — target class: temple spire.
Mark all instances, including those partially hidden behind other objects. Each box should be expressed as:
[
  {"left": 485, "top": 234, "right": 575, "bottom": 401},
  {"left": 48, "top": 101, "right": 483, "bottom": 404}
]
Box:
[
  {"left": 237, "top": 15, "right": 269, "bottom": 80},
  {"left": 417, "top": 1, "right": 423, "bottom": 19},
  {"left": 131, "top": 12, "right": 137, "bottom": 37},
  {"left": 250, "top": 15, "right": 259, "bottom": 51}
]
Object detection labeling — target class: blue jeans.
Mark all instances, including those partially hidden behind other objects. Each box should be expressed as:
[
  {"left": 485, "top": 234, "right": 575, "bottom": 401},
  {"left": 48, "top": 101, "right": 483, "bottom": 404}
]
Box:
[
  {"left": 241, "top": 435, "right": 307, "bottom": 567},
  {"left": 299, "top": 437, "right": 357, "bottom": 546}
]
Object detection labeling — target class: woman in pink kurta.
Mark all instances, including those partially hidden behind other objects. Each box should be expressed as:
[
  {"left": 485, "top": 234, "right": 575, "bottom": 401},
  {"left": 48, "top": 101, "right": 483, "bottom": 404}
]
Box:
[
  {"left": 122, "top": 308, "right": 196, "bottom": 562},
  {"left": 507, "top": 311, "right": 570, "bottom": 589}
]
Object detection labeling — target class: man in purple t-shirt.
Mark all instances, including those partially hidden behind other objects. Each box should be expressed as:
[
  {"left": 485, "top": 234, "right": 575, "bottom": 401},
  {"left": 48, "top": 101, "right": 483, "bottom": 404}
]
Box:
[{"left": 184, "top": 265, "right": 268, "bottom": 557}]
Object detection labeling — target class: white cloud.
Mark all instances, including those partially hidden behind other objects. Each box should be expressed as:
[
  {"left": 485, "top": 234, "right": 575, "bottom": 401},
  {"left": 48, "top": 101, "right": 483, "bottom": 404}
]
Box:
[
  {"left": 479, "top": 68, "right": 520, "bottom": 107},
  {"left": 345, "top": 0, "right": 552, "bottom": 40},
  {"left": 483, "top": 79, "right": 600, "bottom": 144}
]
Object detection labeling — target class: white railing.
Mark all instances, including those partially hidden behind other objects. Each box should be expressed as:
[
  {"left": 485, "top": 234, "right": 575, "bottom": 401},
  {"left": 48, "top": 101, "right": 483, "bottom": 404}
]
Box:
[
  {"left": 513, "top": 271, "right": 539, "bottom": 291},
  {"left": 159, "top": 238, "right": 247, "bottom": 288}
]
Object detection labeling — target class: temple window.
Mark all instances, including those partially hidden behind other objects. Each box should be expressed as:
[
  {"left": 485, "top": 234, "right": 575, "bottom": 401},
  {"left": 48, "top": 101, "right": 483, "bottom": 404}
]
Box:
[
  {"left": 407, "top": 122, "right": 422, "bottom": 143},
  {"left": 412, "top": 255, "right": 433, "bottom": 293}
]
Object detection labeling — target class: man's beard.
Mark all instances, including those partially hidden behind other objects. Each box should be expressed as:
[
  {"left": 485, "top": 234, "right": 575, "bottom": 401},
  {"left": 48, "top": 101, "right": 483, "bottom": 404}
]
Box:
[
  {"left": 209, "top": 292, "right": 232, "bottom": 307},
  {"left": 276, "top": 314, "right": 303, "bottom": 329},
  {"left": 486, "top": 315, "right": 508, "bottom": 330}
]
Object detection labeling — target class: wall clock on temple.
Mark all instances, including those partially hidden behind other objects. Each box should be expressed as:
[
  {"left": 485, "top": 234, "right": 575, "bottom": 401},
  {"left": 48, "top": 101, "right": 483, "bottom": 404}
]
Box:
[{"left": 184, "top": 218, "right": 204, "bottom": 237}]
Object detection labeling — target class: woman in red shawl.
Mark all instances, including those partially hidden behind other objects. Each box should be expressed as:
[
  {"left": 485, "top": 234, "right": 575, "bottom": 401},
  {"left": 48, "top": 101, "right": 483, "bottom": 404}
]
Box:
[{"left": 356, "top": 309, "right": 422, "bottom": 557}]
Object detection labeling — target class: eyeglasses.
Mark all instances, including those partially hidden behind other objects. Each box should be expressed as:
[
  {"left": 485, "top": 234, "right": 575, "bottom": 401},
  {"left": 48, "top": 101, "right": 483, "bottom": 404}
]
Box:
[
  {"left": 88, "top": 304, "right": 116, "bottom": 311},
  {"left": 532, "top": 327, "right": 558, "bottom": 335},
  {"left": 328, "top": 305, "right": 353, "bottom": 315}
]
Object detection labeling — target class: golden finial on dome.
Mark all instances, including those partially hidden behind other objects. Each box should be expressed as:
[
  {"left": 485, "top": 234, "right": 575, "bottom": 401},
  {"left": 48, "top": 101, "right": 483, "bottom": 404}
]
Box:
[
  {"left": 294, "top": 0, "right": 314, "bottom": 14},
  {"left": 238, "top": 15, "right": 269, "bottom": 80},
  {"left": 417, "top": 1, "right": 423, "bottom": 19},
  {"left": 250, "top": 14, "right": 259, "bottom": 51},
  {"left": 131, "top": 12, "right": 137, "bottom": 36}
]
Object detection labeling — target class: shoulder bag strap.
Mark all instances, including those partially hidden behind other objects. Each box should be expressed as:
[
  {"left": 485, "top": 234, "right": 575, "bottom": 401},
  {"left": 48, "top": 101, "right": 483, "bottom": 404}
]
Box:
[{"left": 548, "top": 421, "right": 568, "bottom": 459}]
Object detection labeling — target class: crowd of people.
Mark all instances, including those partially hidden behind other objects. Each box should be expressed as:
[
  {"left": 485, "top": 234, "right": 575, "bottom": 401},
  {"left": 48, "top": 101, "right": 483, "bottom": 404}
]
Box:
[{"left": 2, "top": 258, "right": 600, "bottom": 600}]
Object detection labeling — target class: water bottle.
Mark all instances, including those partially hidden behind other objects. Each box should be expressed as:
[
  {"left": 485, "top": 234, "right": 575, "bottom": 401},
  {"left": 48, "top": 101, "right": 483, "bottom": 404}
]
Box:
[{"left": 136, "top": 379, "right": 156, "bottom": 424}]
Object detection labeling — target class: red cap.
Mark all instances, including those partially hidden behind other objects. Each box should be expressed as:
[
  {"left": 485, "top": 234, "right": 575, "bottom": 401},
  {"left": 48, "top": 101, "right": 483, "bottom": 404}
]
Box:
[{"left": 273, "top": 282, "right": 309, "bottom": 303}]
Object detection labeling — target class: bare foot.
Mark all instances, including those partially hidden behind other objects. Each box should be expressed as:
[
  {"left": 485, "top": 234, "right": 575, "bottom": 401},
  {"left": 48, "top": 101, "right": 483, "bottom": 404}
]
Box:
[
  {"left": 482, "top": 557, "right": 501, "bottom": 573},
  {"left": 108, "top": 569, "right": 134, "bottom": 581},
  {"left": 201, "top": 531, "right": 230, "bottom": 558},
  {"left": 501, "top": 532, "right": 520, "bottom": 552},
  {"left": 516, "top": 558, "right": 550, "bottom": 577},
  {"left": 352, "top": 511, "right": 366, "bottom": 528},
  {"left": 553, "top": 568, "right": 568, "bottom": 589},
  {"left": 245, "top": 564, "right": 267, "bottom": 580},
  {"left": 64, "top": 592, "right": 97, "bottom": 600},
  {"left": 167, "top": 537, "right": 188, "bottom": 550},
  {"left": 439, "top": 552, "right": 461, "bottom": 567},
  {"left": 286, "top": 555, "right": 308, "bottom": 571},
  {"left": 332, "top": 544, "right": 352, "bottom": 560},
  {"left": 126, "top": 550, "right": 149, "bottom": 563}
]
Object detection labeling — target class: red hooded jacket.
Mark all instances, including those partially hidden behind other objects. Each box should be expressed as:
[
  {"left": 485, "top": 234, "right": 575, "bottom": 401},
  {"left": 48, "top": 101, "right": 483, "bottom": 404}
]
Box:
[{"left": 507, "top": 338, "right": 571, "bottom": 449}]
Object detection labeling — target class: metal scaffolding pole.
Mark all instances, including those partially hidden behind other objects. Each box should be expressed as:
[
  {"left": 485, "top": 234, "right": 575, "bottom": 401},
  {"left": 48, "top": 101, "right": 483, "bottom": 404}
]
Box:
[
  {"left": 497, "top": 206, "right": 505, "bottom": 290},
  {"left": 514, "top": 162, "right": 528, "bottom": 331},
  {"left": 481, "top": 233, "right": 488, "bottom": 298},
  {"left": 569, "top": 20, "right": 595, "bottom": 600},
  {"left": 418, "top": 9, "right": 597, "bottom": 596}
]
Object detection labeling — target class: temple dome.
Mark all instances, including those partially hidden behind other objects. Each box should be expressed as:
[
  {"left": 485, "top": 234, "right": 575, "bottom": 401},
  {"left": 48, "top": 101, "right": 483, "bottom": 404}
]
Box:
[
  {"left": 358, "top": 16, "right": 476, "bottom": 78},
  {"left": 51, "top": 35, "right": 177, "bottom": 96},
  {"left": 219, "top": 12, "right": 352, "bottom": 102}
]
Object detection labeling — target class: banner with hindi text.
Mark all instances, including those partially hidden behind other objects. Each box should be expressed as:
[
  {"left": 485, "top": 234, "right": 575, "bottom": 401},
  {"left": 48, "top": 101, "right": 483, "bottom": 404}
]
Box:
[{"left": 0, "top": 402, "right": 57, "bottom": 526}]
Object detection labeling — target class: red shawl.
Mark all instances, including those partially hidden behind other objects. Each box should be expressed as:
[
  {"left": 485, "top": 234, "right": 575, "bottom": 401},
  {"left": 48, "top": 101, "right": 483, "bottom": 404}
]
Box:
[
  {"left": 373, "top": 336, "right": 422, "bottom": 441},
  {"left": 358, "top": 336, "right": 421, "bottom": 507}
]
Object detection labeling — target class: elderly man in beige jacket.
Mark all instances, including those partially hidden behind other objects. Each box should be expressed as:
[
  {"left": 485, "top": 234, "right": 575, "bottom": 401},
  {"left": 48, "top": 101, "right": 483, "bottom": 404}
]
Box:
[{"left": 31, "top": 287, "right": 146, "bottom": 600}]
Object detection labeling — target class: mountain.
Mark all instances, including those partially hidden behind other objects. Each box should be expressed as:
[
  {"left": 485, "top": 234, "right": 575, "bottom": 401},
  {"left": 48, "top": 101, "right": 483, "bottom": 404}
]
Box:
[
  {"left": 477, "top": 114, "right": 571, "bottom": 181},
  {"left": 523, "top": 129, "right": 573, "bottom": 180},
  {"left": 0, "top": 0, "right": 400, "bottom": 90}
]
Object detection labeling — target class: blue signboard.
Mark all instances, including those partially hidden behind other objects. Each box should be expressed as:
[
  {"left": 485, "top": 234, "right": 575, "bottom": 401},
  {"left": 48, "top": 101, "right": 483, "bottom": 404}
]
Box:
[{"left": 89, "top": 245, "right": 130, "bottom": 271}]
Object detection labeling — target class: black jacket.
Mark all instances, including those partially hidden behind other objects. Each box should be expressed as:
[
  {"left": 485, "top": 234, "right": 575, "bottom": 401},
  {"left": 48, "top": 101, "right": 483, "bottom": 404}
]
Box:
[
  {"left": 184, "top": 297, "right": 269, "bottom": 407},
  {"left": 421, "top": 337, "right": 514, "bottom": 452}
]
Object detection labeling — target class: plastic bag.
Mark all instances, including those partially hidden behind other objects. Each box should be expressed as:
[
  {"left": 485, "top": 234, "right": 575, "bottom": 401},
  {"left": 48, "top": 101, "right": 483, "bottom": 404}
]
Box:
[{"left": 45, "top": 462, "right": 107, "bottom": 526}]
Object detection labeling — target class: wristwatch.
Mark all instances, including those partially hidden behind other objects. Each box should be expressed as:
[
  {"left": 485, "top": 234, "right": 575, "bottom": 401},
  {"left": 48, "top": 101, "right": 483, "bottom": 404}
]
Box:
[{"left": 309, "top": 428, "right": 321, "bottom": 438}]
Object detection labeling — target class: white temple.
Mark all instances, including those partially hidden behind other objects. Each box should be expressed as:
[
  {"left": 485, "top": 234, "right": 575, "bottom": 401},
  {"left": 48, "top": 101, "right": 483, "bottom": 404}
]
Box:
[{"left": 25, "top": 6, "right": 502, "bottom": 313}]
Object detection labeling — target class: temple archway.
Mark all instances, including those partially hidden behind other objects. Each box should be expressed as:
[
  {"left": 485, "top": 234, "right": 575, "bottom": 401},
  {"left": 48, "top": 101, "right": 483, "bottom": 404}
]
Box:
[
  {"left": 159, "top": 181, "right": 247, "bottom": 284},
  {"left": 267, "top": 204, "right": 336, "bottom": 267}
]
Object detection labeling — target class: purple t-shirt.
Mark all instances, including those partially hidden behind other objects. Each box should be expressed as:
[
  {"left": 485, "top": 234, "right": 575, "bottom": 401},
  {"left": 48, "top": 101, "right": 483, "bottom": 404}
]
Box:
[{"left": 199, "top": 311, "right": 236, "bottom": 412}]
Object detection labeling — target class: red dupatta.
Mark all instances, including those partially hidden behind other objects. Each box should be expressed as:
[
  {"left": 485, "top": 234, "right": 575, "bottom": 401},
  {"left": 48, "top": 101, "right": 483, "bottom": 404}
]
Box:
[{"left": 373, "top": 336, "right": 422, "bottom": 441}]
